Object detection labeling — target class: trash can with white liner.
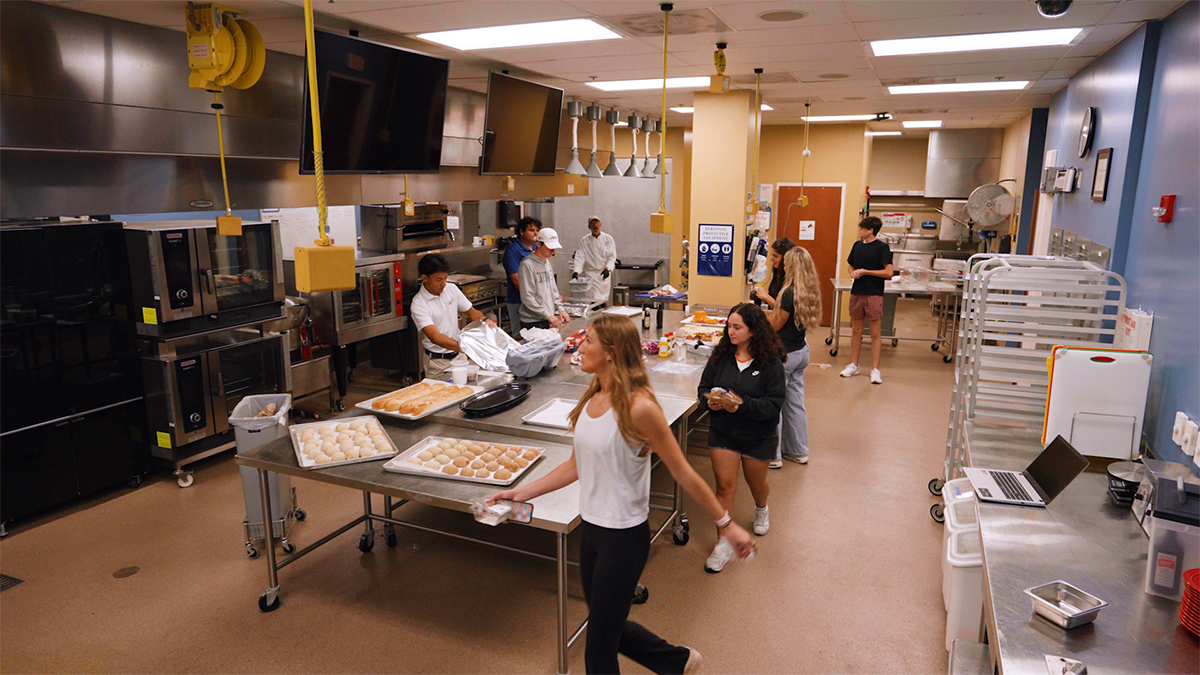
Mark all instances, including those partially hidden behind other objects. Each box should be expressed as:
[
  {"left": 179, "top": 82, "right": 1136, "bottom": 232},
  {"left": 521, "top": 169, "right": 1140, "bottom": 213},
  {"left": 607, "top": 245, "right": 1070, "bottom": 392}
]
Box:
[
  {"left": 943, "top": 499, "right": 980, "bottom": 609},
  {"left": 230, "top": 394, "right": 303, "bottom": 558},
  {"left": 945, "top": 529, "right": 985, "bottom": 651}
]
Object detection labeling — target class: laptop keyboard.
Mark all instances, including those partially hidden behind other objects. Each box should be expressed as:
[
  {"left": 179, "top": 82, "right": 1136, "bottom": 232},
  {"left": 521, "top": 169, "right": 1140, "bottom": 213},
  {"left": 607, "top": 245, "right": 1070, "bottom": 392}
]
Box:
[{"left": 994, "top": 471, "right": 1034, "bottom": 502}]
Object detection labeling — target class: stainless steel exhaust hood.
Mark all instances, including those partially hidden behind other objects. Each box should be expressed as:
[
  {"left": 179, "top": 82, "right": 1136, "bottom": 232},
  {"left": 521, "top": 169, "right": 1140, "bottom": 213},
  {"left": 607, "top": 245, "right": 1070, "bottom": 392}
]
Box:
[{"left": 924, "top": 129, "right": 1004, "bottom": 199}]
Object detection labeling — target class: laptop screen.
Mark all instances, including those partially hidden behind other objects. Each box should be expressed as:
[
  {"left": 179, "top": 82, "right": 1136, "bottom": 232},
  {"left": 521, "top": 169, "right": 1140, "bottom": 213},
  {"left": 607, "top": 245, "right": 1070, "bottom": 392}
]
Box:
[{"left": 1025, "top": 435, "right": 1090, "bottom": 502}]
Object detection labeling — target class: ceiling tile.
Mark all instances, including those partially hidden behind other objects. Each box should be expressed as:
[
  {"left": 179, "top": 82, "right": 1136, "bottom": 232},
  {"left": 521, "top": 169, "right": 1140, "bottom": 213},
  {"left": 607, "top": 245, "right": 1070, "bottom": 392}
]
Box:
[
  {"left": 472, "top": 38, "right": 657, "bottom": 64},
  {"left": 854, "top": 4, "right": 1119, "bottom": 41},
  {"left": 563, "top": 0, "right": 747, "bottom": 17},
  {"left": 674, "top": 40, "right": 865, "bottom": 67},
  {"left": 707, "top": 1, "right": 850, "bottom": 30},
  {"left": 278, "top": 0, "right": 443, "bottom": 15},
  {"left": 641, "top": 22, "right": 860, "bottom": 52},
  {"left": 344, "top": 1, "right": 588, "bottom": 34},
  {"left": 514, "top": 52, "right": 692, "bottom": 75},
  {"left": 871, "top": 45, "right": 1075, "bottom": 67},
  {"left": 873, "top": 58, "right": 1059, "bottom": 79},
  {"left": 1100, "top": 0, "right": 1187, "bottom": 23},
  {"left": 1078, "top": 21, "right": 1142, "bottom": 43},
  {"left": 844, "top": 1, "right": 1030, "bottom": 22}
]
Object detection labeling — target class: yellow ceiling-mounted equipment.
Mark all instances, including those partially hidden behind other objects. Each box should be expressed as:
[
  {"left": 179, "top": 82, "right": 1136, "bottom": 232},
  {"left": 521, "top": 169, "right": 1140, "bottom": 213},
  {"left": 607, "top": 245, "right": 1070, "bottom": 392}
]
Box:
[
  {"left": 185, "top": 3, "right": 267, "bottom": 236},
  {"left": 709, "top": 41, "right": 730, "bottom": 94}
]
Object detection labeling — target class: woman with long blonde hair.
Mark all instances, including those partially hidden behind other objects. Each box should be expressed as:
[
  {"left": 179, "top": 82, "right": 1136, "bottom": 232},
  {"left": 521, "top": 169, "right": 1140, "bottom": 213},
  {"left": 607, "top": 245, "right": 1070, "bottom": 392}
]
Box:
[
  {"left": 490, "top": 314, "right": 754, "bottom": 674},
  {"left": 767, "top": 246, "right": 823, "bottom": 467}
]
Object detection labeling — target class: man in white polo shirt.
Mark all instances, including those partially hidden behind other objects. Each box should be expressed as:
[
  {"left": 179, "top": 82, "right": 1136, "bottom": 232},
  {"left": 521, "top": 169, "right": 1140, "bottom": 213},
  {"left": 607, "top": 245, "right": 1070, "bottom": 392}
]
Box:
[{"left": 409, "top": 253, "right": 493, "bottom": 378}]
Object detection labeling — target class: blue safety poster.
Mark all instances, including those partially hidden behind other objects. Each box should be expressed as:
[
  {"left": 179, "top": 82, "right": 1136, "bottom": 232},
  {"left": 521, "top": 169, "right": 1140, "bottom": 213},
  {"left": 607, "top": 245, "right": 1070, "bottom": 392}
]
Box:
[{"left": 697, "top": 223, "right": 735, "bottom": 277}]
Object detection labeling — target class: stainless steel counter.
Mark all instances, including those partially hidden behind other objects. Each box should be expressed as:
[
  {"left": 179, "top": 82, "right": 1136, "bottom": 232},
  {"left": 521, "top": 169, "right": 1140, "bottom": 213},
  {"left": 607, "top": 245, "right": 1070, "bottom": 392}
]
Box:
[{"left": 963, "top": 421, "right": 1198, "bottom": 675}]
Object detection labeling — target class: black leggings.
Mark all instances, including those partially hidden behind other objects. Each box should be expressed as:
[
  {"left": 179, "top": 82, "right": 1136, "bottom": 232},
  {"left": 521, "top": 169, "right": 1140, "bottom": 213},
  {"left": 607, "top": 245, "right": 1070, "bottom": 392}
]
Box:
[{"left": 579, "top": 520, "right": 690, "bottom": 675}]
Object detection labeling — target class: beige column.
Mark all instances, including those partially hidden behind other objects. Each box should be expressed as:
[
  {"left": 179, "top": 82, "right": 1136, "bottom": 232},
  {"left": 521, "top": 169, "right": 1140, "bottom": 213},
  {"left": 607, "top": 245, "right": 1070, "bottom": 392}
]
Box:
[{"left": 687, "top": 90, "right": 756, "bottom": 307}]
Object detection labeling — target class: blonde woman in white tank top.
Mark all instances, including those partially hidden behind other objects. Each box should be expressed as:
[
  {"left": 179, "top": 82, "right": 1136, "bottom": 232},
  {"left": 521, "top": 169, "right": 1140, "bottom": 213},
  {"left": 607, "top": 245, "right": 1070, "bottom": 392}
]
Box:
[{"left": 490, "top": 315, "right": 755, "bottom": 674}]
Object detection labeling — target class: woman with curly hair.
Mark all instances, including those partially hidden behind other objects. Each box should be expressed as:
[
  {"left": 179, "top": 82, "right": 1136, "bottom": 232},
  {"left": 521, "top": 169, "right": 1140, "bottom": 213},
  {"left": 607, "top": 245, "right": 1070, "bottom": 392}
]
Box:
[
  {"left": 697, "top": 303, "right": 786, "bottom": 572},
  {"left": 768, "top": 247, "right": 824, "bottom": 468}
]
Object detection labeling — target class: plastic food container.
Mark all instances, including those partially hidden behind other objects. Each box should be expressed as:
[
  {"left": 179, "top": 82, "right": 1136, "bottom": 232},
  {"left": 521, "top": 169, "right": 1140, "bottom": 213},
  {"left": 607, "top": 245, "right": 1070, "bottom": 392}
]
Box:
[
  {"left": 943, "top": 477, "right": 976, "bottom": 506},
  {"left": 943, "top": 500, "right": 980, "bottom": 609},
  {"left": 1024, "top": 581, "right": 1108, "bottom": 629},
  {"left": 944, "top": 529, "right": 984, "bottom": 651}
]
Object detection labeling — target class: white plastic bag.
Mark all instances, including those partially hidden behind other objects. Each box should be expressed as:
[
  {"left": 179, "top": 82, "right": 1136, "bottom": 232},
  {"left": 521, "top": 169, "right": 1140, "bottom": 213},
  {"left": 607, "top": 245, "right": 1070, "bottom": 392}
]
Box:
[
  {"left": 458, "top": 320, "right": 520, "bottom": 372},
  {"left": 506, "top": 338, "right": 567, "bottom": 378},
  {"left": 229, "top": 394, "right": 292, "bottom": 431}
]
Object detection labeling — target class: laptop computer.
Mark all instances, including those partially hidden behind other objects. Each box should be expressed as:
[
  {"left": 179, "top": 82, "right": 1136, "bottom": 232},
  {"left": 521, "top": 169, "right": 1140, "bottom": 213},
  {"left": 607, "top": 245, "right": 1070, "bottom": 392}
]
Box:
[{"left": 964, "top": 435, "right": 1089, "bottom": 507}]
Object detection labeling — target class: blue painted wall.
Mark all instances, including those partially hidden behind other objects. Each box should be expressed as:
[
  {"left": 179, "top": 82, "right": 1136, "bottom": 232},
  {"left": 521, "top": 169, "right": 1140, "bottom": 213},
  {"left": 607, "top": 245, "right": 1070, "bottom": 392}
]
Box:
[
  {"left": 1044, "top": 25, "right": 1150, "bottom": 249},
  {"left": 1123, "top": 1, "right": 1200, "bottom": 468}
]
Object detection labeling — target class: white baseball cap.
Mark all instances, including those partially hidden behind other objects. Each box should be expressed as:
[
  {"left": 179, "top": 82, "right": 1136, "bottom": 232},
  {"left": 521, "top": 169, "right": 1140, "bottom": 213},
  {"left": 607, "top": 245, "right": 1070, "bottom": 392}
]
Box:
[{"left": 536, "top": 227, "right": 563, "bottom": 249}]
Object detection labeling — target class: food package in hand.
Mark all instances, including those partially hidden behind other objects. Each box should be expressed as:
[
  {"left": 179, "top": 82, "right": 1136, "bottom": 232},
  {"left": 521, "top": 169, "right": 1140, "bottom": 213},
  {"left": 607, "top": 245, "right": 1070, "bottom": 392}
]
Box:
[{"left": 704, "top": 387, "right": 743, "bottom": 407}]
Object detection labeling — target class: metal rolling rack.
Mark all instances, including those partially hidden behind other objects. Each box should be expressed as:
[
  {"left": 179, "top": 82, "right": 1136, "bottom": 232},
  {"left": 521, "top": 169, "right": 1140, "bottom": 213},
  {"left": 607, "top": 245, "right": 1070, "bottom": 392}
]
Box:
[{"left": 928, "top": 255, "right": 1126, "bottom": 519}]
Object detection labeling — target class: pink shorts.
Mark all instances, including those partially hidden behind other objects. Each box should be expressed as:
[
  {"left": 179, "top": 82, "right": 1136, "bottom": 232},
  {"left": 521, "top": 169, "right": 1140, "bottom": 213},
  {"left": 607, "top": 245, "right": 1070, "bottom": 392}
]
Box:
[{"left": 849, "top": 294, "right": 883, "bottom": 321}]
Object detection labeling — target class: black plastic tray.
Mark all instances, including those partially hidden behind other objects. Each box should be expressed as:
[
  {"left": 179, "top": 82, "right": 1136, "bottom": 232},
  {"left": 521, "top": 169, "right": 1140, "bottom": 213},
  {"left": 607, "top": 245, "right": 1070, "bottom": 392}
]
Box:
[{"left": 460, "top": 382, "right": 532, "bottom": 417}]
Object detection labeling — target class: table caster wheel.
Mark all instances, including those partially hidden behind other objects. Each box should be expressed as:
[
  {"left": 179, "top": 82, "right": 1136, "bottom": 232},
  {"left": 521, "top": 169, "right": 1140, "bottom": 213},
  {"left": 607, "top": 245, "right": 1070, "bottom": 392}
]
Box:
[
  {"left": 930, "top": 503, "right": 945, "bottom": 523},
  {"left": 632, "top": 584, "right": 649, "bottom": 605},
  {"left": 281, "top": 540, "right": 297, "bottom": 554},
  {"left": 293, "top": 508, "right": 307, "bottom": 522},
  {"left": 347, "top": 368, "right": 356, "bottom": 382},
  {"left": 127, "top": 474, "right": 143, "bottom": 489},
  {"left": 680, "top": 514, "right": 689, "bottom": 531},
  {"left": 334, "top": 400, "right": 345, "bottom": 412},
  {"left": 829, "top": 348, "right": 838, "bottom": 357},
  {"left": 943, "top": 354, "right": 953, "bottom": 363},
  {"left": 258, "top": 593, "right": 281, "bottom": 613},
  {"left": 931, "top": 343, "right": 941, "bottom": 351},
  {"left": 824, "top": 336, "right": 833, "bottom": 345},
  {"left": 384, "top": 524, "right": 398, "bottom": 548},
  {"left": 246, "top": 545, "right": 259, "bottom": 558},
  {"left": 891, "top": 339, "right": 899, "bottom": 347},
  {"left": 177, "top": 473, "right": 194, "bottom": 488},
  {"left": 672, "top": 528, "right": 689, "bottom": 546},
  {"left": 928, "top": 477, "right": 944, "bottom": 496},
  {"left": 358, "top": 532, "right": 375, "bottom": 553}
]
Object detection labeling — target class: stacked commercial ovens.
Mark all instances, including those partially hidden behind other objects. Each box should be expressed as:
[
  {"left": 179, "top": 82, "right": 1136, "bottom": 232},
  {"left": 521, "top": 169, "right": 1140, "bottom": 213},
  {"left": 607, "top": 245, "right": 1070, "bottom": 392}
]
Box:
[{"left": 125, "top": 220, "right": 289, "bottom": 486}]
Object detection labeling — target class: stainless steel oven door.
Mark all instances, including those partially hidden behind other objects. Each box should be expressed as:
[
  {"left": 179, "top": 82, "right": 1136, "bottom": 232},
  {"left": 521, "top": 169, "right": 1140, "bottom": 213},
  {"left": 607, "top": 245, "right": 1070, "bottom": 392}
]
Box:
[
  {"left": 195, "top": 222, "right": 286, "bottom": 315},
  {"left": 207, "top": 333, "right": 288, "bottom": 434},
  {"left": 333, "top": 262, "right": 399, "bottom": 334}
]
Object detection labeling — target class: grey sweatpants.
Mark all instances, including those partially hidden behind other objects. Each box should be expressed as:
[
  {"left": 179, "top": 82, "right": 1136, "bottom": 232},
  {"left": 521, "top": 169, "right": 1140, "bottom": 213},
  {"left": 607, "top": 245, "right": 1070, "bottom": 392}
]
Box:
[{"left": 776, "top": 344, "right": 810, "bottom": 461}]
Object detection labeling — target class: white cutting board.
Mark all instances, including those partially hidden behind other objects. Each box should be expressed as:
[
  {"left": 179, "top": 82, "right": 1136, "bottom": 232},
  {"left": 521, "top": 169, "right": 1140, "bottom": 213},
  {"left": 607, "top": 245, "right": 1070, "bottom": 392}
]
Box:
[{"left": 1043, "top": 347, "right": 1152, "bottom": 460}]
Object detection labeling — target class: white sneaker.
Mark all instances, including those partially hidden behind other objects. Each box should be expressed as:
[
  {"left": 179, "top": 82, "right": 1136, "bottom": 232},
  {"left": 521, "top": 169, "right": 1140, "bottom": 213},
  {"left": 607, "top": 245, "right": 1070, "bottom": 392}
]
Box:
[
  {"left": 753, "top": 506, "right": 770, "bottom": 536},
  {"left": 839, "top": 363, "right": 860, "bottom": 378},
  {"left": 768, "top": 459, "right": 783, "bottom": 469},
  {"left": 784, "top": 454, "right": 808, "bottom": 464},
  {"left": 683, "top": 647, "right": 703, "bottom": 674},
  {"left": 870, "top": 368, "right": 883, "bottom": 384},
  {"left": 704, "top": 537, "right": 736, "bottom": 573}
]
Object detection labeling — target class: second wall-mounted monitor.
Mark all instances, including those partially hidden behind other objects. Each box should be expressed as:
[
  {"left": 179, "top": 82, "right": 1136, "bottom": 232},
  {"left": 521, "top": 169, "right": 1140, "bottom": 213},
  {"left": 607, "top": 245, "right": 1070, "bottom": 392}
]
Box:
[
  {"left": 301, "top": 30, "right": 449, "bottom": 174},
  {"left": 479, "top": 72, "right": 564, "bottom": 176}
]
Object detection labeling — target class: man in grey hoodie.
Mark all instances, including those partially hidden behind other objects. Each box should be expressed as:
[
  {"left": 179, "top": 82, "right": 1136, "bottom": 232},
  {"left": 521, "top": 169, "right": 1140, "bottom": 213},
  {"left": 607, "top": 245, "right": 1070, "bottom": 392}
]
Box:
[{"left": 518, "top": 228, "right": 570, "bottom": 330}]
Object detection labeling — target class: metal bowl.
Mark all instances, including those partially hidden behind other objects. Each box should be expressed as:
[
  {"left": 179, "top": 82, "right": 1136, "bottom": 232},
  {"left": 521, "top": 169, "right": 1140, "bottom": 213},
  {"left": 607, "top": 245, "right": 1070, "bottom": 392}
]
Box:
[{"left": 1025, "top": 581, "right": 1108, "bottom": 629}]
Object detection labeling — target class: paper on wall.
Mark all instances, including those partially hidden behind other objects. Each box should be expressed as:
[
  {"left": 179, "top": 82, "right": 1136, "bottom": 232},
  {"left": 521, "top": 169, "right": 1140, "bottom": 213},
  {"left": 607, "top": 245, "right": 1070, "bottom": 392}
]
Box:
[
  {"left": 757, "top": 183, "right": 773, "bottom": 203},
  {"left": 261, "top": 206, "right": 358, "bottom": 260},
  {"left": 797, "top": 220, "right": 816, "bottom": 241},
  {"left": 446, "top": 215, "right": 460, "bottom": 230}
]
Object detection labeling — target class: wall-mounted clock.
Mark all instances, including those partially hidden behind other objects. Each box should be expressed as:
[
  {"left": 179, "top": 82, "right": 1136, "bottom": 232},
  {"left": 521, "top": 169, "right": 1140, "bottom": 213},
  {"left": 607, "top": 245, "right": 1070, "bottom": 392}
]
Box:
[{"left": 1078, "top": 106, "right": 1096, "bottom": 158}]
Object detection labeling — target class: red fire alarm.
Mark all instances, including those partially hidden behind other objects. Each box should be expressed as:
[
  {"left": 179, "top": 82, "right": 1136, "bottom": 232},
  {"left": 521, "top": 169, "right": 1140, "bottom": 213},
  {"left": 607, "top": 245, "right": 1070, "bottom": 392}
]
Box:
[{"left": 1154, "top": 194, "right": 1176, "bottom": 223}]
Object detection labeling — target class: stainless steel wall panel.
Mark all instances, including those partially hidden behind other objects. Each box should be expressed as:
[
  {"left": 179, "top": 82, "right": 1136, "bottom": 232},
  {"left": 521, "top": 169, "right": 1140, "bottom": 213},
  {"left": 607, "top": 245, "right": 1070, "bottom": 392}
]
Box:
[
  {"left": 440, "top": 88, "right": 485, "bottom": 167},
  {"left": 925, "top": 129, "right": 1005, "bottom": 198}
]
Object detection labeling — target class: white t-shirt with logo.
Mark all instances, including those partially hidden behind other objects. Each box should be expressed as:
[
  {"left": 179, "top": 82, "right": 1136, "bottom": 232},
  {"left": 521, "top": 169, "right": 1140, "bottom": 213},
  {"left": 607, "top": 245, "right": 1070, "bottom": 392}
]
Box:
[{"left": 410, "top": 282, "right": 472, "bottom": 354}]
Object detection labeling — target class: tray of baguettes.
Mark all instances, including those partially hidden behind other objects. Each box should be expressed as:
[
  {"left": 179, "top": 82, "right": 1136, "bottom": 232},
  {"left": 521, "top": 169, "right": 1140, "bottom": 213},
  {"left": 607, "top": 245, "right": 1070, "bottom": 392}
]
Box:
[
  {"left": 383, "top": 435, "right": 545, "bottom": 486},
  {"left": 357, "top": 379, "right": 484, "bottom": 420}
]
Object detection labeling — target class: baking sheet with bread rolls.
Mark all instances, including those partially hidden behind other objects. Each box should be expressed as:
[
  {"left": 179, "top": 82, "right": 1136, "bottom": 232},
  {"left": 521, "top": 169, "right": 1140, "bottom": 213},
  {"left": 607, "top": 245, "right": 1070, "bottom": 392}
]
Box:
[
  {"left": 382, "top": 436, "right": 545, "bottom": 486},
  {"left": 356, "top": 379, "right": 485, "bottom": 420}
]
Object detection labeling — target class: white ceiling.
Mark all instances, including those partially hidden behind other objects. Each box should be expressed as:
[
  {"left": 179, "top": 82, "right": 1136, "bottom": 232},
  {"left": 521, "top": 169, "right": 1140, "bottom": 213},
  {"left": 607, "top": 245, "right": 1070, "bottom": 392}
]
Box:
[{"left": 43, "top": 0, "right": 1186, "bottom": 132}]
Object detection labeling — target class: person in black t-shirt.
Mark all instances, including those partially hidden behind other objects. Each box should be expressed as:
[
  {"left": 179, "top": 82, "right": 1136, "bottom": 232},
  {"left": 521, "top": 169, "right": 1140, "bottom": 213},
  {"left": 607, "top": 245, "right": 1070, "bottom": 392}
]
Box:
[
  {"left": 840, "top": 217, "right": 893, "bottom": 384},
  {"left": 767, "top": 247, "right": 823, "bottom": 468}
]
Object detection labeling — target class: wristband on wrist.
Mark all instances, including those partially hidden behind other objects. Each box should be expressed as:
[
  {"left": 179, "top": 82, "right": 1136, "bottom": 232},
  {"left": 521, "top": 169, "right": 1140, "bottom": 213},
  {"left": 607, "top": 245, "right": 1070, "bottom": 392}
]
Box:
[{"left": 715, "top": 511, "right": 732, "bottom": 529}]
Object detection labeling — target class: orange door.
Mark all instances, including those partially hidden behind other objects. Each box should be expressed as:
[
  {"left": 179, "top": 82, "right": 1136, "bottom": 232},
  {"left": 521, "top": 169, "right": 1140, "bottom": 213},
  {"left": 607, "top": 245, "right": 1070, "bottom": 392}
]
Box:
[{"left": 776, "top": 185, "right": 843, "bottom": 327}]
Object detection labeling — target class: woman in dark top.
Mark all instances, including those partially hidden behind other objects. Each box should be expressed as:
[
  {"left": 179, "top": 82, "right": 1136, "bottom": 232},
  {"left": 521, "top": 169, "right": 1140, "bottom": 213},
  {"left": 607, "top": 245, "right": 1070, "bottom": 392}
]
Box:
[
  {"left": 697, "top": 303, "right": 786, "bottom": 573},
  {"left": 753, "top": 238, "right": 796, "bottom": 309},
  {"left": 768, "top": 247, "right": 824, "bottom": 468}
]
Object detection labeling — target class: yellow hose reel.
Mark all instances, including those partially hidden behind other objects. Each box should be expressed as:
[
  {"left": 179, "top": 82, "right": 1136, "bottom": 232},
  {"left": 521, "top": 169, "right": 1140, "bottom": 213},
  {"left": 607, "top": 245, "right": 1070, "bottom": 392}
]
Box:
[{"left": 186, "top": 3, "right": 265, "bottom": 91}]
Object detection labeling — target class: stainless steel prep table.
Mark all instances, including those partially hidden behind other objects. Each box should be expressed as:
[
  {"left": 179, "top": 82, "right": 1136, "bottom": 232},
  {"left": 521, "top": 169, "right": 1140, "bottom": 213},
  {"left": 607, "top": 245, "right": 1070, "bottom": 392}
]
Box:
[
  {"left": 963, "top": 421, "right": 1198, "bottom": 674},
  {"left": 237, "top": 312, "right": 704, "bottom": 674},
  {"left": 826, "top": 277, "right": 962, "bottom": 362}
]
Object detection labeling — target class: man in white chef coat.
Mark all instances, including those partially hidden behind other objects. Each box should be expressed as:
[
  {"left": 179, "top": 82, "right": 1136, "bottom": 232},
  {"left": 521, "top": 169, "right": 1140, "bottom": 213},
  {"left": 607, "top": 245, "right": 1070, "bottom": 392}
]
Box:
[{"left": 571, "top": 217, "right": 617, "bottom": 304}]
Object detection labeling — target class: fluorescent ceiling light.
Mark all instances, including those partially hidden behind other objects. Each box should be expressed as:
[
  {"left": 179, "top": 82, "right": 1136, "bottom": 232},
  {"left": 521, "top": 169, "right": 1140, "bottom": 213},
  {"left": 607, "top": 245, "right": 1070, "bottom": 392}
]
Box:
[
  {"left": 587, "top": 77, "right": 710, "bottom": 92},
  {"left": 670, "top": 104, "right": 773, "bottom": 113},
  {"left": 866, "top": 131, "right": 902, "bottom": 136},
  {"left": 902, "top": 120, "right": 942, "bottom": 128},
  {"left": 889, "top": 81, "right": 1028, "bottom": 95},
  {"left": 801, "top": 113, "right": 891, "bottom": 122},
  {"left": 417, "top": 19, "right": 621, "bottom": 51},
  {"left": 870, "top": 28, "right": 1083, "bottom": 57}
]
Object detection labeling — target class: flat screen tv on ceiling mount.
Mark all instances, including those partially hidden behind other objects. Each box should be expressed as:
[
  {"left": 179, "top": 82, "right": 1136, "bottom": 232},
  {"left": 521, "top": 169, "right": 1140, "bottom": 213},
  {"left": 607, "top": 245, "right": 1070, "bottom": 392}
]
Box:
[
  {"left": 300, "top": 30, "right": 449, "bottom": 174},
  {"left": 479, "top": 71, "right": 564, "bottom": 176}
]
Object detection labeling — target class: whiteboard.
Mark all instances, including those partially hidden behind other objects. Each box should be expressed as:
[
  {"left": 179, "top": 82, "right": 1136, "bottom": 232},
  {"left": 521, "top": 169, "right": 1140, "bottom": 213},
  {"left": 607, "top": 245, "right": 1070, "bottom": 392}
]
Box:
[{"left": 260, "top": 206, "right": 358, "bottom": 259}]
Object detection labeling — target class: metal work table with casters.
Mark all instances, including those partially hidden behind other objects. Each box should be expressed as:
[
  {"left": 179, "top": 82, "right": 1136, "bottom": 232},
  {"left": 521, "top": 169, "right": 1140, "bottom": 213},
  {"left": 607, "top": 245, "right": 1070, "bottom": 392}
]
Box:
[
  {"left": 825, "top": 277, "right": 962, "bottom": 362},
  {"left": 236, "top": 312, "right": 704, "bottom": 674},
  {"left": 963, "top": 421, "right": 1199, "bottom": 675}
]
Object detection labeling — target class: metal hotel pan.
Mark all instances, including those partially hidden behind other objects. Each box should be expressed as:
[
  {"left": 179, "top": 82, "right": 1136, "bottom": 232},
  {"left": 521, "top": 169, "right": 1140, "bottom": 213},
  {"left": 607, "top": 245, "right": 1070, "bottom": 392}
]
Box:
[{"left": 1025, "top": 581, "right": 1109, "bottom": 629}]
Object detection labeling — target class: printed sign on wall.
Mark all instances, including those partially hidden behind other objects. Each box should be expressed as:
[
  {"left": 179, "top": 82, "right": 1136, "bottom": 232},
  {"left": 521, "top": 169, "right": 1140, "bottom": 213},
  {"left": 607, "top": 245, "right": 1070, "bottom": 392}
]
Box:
[
  {"left": 697, "top": 223, "right": 735, "bottom": 277},
  {"left": 797, "top": 220, "right": 816, "bottom": 240}
]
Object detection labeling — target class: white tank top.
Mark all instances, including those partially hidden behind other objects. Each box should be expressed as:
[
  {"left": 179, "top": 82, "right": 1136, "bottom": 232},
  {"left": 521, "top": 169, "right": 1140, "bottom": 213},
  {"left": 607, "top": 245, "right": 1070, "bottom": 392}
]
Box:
[{"left": 574, "top": 405, "right": 650, "bottom": 529}]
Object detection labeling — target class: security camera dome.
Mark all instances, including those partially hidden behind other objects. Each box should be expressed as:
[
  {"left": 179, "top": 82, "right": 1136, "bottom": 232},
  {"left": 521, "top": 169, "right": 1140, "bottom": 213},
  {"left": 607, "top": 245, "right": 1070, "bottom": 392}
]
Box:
[{"left": 1036, "top": 0, "right": 1073, "bottom": 18}]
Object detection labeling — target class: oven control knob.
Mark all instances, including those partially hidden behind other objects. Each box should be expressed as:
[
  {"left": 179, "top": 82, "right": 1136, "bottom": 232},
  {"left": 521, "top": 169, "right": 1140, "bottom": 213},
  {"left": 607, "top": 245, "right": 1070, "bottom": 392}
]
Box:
[
  {"left": 189, "top": 413, "right": 202, "bottom": 424},
  {"left": 176, "top": 289, "right": 189, "bottom": 300}
]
